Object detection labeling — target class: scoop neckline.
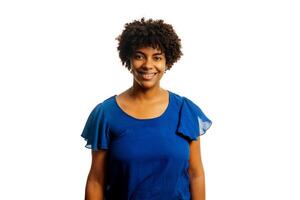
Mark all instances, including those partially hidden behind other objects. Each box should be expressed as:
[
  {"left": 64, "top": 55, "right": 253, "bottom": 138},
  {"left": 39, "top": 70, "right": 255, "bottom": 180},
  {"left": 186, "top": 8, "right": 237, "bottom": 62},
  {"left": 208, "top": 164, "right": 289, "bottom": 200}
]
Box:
[{"left": 113, "top": 90, "right": 171, "bottom": 121}]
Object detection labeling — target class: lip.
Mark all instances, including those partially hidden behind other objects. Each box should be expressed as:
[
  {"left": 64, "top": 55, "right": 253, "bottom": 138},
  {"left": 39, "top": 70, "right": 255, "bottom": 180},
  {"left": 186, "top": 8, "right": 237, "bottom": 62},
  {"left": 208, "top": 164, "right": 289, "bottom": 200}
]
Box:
[
  {"left": 138, "top": 71, "right": 158, "bottom": 80},
  {"left": 138, "top": 71, "right": 158, "bottom": 74}
]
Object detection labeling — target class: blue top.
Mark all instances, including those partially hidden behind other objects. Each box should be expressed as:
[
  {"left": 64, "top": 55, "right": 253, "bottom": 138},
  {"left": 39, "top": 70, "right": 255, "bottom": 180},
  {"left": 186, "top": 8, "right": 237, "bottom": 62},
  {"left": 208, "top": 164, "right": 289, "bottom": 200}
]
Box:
[{"left": 81, "top": 90, "right": 212, "bottom": 200}]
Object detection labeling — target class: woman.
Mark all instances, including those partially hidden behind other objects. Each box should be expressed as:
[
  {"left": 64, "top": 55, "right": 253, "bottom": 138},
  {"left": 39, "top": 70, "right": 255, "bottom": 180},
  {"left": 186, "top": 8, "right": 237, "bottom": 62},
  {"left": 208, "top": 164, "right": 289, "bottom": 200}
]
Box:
[{"left": 81, "top": 17, "right": 212, "bottom": 200}]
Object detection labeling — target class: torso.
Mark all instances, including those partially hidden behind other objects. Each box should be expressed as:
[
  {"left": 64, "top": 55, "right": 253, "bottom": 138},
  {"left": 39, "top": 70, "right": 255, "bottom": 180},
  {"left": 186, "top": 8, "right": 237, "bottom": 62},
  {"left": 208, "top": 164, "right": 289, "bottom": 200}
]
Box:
[{"left": 115, "top": 88, "right": 169, "bottom": 119}]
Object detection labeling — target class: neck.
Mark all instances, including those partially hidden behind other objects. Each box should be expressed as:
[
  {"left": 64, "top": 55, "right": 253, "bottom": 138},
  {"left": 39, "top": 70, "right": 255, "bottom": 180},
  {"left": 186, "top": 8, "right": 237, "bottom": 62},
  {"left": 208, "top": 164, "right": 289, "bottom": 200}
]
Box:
[{"left": 129, "top": 81, "right": 164, "bottom": 102}]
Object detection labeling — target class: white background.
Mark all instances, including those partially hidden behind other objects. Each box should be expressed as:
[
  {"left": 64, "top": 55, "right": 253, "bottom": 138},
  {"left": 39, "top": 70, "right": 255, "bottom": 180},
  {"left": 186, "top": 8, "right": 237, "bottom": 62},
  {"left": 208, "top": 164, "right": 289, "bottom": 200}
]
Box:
[{"left": 0, "top": 0, "right": 299, "bottom": 199}]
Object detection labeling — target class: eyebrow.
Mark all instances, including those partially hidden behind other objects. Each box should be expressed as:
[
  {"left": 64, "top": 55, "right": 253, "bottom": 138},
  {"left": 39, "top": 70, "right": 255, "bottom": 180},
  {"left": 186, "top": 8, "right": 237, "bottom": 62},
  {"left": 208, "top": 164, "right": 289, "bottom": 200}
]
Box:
[{"left": 134, "top": 51, "right": 163, "bottom": 56}]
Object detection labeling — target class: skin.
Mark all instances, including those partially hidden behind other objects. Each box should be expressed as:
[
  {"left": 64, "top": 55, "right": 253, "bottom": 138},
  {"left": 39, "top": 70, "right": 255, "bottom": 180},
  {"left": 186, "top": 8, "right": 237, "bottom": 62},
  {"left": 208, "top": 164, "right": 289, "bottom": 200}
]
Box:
[
  {"left": 84, "top": 150, "right": 107, "bottom": 200},
  {"left": 84, "top": 46, "right": 205, "bottom": 200},
  {"left": 189, "top": 138, "right": 206, "bottom": 200}
]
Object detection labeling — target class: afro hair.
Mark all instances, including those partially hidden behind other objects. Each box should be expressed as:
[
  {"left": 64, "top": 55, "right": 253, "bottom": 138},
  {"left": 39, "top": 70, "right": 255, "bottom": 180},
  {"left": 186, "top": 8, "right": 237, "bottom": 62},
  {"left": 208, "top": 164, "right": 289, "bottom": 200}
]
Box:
[{"left": 116, "top": 17, "right": 183, "bottom": 71}]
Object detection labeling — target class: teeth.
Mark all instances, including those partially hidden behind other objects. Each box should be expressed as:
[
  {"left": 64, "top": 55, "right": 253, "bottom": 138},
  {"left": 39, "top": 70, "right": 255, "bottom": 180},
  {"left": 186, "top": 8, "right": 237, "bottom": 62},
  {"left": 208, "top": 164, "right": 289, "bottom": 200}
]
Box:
[
  {"left": 140, "top": 72, "right": 156, "bottom": 74},
  {"left": 139, "top": 72, "right": 157, "bottom": 79}
]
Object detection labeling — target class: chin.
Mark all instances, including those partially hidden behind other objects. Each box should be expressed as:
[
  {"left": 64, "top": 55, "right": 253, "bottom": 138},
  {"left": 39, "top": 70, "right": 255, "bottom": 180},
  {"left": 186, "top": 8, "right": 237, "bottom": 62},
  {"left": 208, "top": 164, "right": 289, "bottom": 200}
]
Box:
[
  {"left": 140, "top": 84, "right": 156, "bottom": 89},
  {"left": 139, "top": 81, "right": 159, "bottom": 89}
]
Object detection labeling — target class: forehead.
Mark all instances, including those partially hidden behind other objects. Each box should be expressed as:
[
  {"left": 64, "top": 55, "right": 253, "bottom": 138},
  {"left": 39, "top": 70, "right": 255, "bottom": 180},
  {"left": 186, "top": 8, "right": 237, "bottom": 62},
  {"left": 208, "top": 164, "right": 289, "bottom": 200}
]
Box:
[{"left": 134, "top": 46, "right": 164, "bottom": 55}]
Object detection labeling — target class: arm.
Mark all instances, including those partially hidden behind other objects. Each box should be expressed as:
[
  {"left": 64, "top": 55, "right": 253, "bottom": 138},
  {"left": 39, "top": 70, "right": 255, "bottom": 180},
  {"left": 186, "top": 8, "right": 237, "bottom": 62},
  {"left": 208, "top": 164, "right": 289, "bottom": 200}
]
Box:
[
  {"left": 188, "top": 137, "right": 206, "bottom": 200},
  {"left": 84, "top": 150, "right": 108, "bottom": 200}
]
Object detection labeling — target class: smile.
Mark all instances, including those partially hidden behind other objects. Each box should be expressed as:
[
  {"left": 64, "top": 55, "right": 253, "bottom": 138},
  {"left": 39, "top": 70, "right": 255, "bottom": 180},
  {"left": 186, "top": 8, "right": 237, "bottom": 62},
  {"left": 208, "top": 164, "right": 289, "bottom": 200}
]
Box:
[{"left": 138, "top": 72, "right": 158, "bottom": 80}]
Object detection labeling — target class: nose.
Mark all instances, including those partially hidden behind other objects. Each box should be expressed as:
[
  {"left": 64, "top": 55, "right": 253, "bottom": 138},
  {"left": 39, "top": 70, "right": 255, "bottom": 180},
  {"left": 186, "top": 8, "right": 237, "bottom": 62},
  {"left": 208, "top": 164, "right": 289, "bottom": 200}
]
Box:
[{"left": 142, "top": 58, "right": 154, "bottom": 69}]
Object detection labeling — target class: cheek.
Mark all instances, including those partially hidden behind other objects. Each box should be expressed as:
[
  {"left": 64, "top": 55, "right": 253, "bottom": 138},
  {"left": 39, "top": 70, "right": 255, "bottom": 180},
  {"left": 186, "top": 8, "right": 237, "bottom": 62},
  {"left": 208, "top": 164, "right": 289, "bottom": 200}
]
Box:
[
  {"left": 130, "top": 61, "right": 140, "bottom": 70},
  {"left": 156, "top": 61, "right": 166, "bottom": 71},
  {"left": 157, "top": 65, "right": 165, "bottom": 73}
]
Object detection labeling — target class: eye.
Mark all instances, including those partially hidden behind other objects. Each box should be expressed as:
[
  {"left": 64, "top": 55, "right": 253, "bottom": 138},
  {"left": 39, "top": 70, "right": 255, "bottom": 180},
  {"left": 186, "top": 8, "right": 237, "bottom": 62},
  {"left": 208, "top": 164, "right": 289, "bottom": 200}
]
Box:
[
  {"left": 134, "top": 54, "right": 144, "bottom": 60},
  {"left": 154, "top": 56, "right": 162, "bottom": 61}
]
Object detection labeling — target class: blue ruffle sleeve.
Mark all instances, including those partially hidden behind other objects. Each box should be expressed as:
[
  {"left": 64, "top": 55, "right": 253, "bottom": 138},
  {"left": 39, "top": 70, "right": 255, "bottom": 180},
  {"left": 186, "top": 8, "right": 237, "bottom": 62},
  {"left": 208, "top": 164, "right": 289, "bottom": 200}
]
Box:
[
  {"left": 81, "top": 103, "right": 111, "bottom": 151},
  {"left": 177, "top": 97, "right": 212, "bottom": 141}
]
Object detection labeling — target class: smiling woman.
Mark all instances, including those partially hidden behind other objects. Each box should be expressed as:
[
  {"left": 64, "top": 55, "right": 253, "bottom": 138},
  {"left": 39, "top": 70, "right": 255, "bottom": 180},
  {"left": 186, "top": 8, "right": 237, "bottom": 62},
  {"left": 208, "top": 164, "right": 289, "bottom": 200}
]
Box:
[{"left": 81, "top": 17, "right": 212, "bottom": 200}]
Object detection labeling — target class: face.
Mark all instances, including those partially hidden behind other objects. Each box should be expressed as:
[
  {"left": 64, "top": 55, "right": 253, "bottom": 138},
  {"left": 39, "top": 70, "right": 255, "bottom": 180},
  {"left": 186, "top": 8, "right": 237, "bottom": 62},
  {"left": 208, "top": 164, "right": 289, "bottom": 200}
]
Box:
[{"left": 130, "top": 46, "right": 167, "bottom": 89}]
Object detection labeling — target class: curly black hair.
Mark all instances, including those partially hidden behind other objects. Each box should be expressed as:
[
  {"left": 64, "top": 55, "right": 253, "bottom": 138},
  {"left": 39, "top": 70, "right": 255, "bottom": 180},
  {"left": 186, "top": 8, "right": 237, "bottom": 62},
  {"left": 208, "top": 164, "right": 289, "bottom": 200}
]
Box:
[{"left": 116, "top": 17, "right": 183, "bottom": 71}]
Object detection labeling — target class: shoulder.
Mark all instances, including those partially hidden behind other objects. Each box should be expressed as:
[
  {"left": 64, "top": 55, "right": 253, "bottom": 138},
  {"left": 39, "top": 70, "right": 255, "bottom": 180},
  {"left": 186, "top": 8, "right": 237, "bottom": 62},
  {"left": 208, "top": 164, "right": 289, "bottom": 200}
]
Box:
[
  {"left": 169, "top": 90, "right": 198, "bottom": 108},
  {"left": 89, "top": 95, "right": 116, "bottom": 117},
  {"left": 169, "top": 90, "right": 184, "bottom": 106},
  {"left": 101, "top": 95, "right": 116, "bottom": 109}
]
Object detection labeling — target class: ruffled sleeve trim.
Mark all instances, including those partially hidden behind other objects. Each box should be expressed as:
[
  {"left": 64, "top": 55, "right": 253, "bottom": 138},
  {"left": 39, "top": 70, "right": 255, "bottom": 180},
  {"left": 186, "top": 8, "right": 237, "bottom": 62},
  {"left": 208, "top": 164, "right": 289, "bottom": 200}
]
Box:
[
  {"left": 176, "top": 97, "right": 212, "bottom": 141},
  {"left": 81, "top": 103, "right": 111, "bottom": 151}
]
